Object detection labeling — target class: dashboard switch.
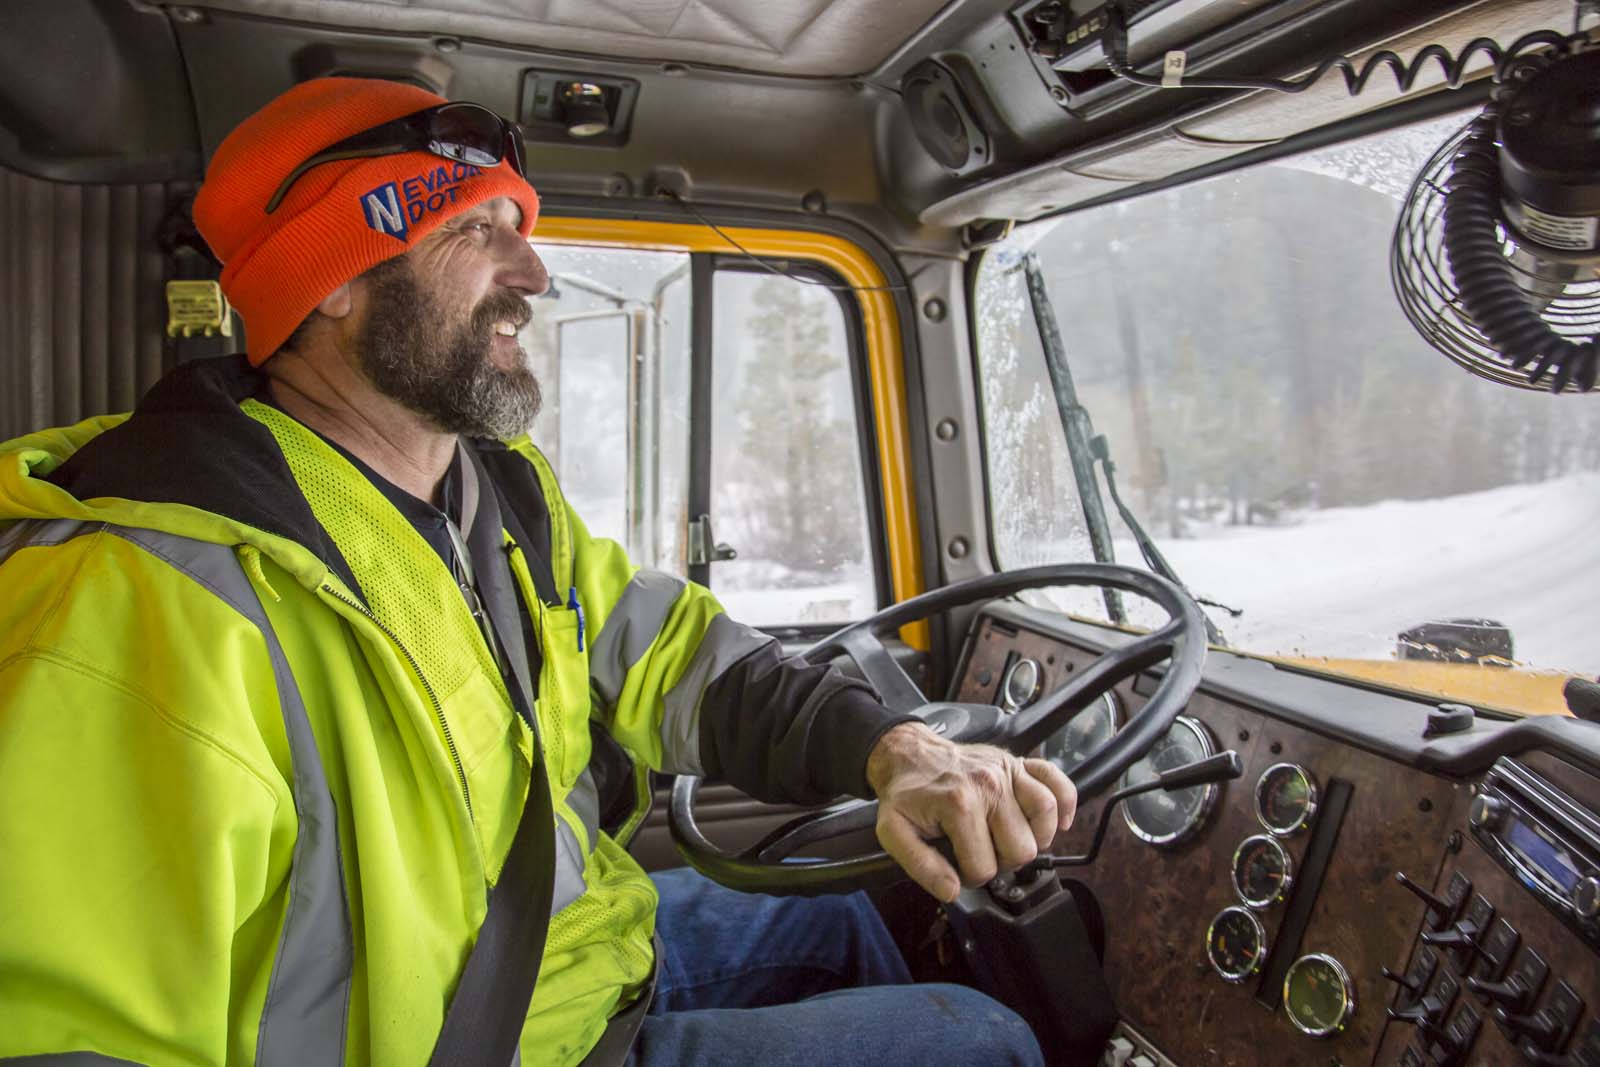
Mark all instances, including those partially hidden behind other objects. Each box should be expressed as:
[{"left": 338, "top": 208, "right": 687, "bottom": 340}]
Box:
[
  {"left": 1572, "top": 1019, "right": 1600, "bottom": 1066},
  {"left": 1475, "top": 918, "right": 1521, "bottom": 982},
  {"left": 1390, "top": 969, "right": 1459, "bottom": 1041},
  {"left": 1501, "top": 983, "right": 1583, "bottom": 1057},
  {"left": 1395, "top": 870, "right": 1460, "bottom": 930},
  {"left": 1102, "top": 1036, "right": 1135, "bottom": 1067},
  {"left": 1422, "top": 895, "right": 1494, "bottom": 965},
  {"left": 1428, "top": 1002, "right": 1483, "bottom": 1067},
  {"left": 1489, "top": 948, "right": 1551, "bottom": 1035},
  {"left": 1382, "top": 948, "right": 1439, "bottom": 1011}
]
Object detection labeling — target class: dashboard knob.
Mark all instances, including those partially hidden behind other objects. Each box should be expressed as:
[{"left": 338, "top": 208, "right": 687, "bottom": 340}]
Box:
[
  {"left": 1574, "top": 876, "right": 1600, "bottom": 921},
  {"left": 1469, "top": 793, "right": 1508, "bottom": 830}
]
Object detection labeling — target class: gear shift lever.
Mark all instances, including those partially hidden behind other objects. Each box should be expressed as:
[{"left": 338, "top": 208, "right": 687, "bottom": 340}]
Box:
[{"left": 1018, "top": 750, "right": 1243, "bottom": 876}]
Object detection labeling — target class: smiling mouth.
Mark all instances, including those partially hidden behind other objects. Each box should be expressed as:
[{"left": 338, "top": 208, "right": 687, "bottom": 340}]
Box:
[{"left": 493, "top": 320, "right": 519, "bottom": 337}]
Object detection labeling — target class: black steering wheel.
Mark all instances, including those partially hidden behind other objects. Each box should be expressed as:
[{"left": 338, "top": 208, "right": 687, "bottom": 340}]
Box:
[{"left": 668, "top": 563, "right": 1208, "bottom": 895}]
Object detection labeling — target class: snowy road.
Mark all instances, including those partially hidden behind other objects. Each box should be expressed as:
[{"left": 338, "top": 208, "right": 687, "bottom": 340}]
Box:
[{"left": 1106, "top": 474, "right": 1600, "bottom": 677}]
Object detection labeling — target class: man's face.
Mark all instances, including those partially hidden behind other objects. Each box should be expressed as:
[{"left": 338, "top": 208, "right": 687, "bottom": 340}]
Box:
[{"left": 353, "top": 196, "right": 550, "bottom": 439}]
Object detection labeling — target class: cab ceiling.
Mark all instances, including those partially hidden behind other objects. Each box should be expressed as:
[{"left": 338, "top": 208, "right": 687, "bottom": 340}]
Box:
[
  {"left": 168, "top": 0, "right": 954, "bottom": 77},
  {"left": 0, "top": 0, "right": 1587, "bottom": 257}
]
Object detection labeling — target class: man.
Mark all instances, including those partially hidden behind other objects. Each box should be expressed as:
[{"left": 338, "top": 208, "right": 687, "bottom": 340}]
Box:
[{"left": 0, "top": 78, "right": 1075, "bottom": 1065}]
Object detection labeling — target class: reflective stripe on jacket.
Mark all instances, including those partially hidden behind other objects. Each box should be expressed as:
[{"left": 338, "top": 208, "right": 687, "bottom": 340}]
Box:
[{"left": 0, "top": 357, "right": 906, "bottom": 1066}]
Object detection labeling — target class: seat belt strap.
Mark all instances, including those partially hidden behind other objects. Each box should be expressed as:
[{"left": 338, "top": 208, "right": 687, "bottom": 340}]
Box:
[{"left": 428, "top": 446, "right": 555, "bottom": 1067}]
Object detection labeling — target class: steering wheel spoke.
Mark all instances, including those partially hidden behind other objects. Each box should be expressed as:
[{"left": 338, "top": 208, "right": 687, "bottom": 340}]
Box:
[
  {"left": 742, "top": 798, "right": 879, "bottom": 864},
  {"left": 833, "top": 626, "right": 927, "bottom": 713},
  {"left": 998, "top": 619, "right": 1184, "bottom": 753}
]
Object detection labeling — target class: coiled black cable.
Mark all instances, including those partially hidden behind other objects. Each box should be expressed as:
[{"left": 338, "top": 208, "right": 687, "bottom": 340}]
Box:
[
  {"left": 1441, "top": 102, "right": 1600, "bottom": 392},
  {"left": 1100, "top": 4, "right": 1572, "bottom": 98}
]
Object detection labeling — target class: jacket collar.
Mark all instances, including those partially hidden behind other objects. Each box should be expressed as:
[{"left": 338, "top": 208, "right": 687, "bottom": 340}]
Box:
[{"left": 47, "top": 355, "right": 364, "bottom": 597}]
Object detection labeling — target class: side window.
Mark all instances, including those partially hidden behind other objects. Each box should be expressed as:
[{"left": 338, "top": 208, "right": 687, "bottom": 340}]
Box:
[
  {"left": 525, "top": 246, "right": 691, "bottom": 575},
  {"left": 710, "top": 271, "right": 877, "bottom": 627},
  {"left": 527, "top": 242, "right": 880, "bottom": 627}
]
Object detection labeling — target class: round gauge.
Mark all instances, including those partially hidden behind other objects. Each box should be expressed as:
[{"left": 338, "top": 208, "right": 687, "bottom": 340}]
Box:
[
  {"left": 1232, "top": 834, "right": 1293, "bottom": 908},
  {"left": 1043, "top": 693, "right": 1120, "bottom": 773},
  {"left": 1119, "top": 716, "right": 1220, "bottom": 847},
  {"left": 1206, "top": 906, "right": 1267, "bottom": 983},
  {"left": 1002, "top": 658, "right": 1042, "bottom": 711},
  {"left": 1256, "top": 763, "right": 1318, "bottom": 836},
  {"left": 1283, "top": 953, "right": 1356, "bottom": 1038}
]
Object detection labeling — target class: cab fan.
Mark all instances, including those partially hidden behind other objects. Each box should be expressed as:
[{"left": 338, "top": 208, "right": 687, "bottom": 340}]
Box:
[{"left": 1392, "top": 46, "right": 1600, "bottom": 393}]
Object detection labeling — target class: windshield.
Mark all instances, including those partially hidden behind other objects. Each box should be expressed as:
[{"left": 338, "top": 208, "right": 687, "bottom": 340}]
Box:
[{"left": 974, "top": 112, "right": 1600, "bottom": 716}]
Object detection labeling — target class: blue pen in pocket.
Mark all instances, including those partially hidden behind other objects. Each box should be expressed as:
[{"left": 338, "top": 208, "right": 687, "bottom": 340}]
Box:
[{"left": 568, "top": 586, "right": 585, "bottom": 652}]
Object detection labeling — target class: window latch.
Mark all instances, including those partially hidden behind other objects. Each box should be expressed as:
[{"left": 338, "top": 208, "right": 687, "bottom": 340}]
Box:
[{"left": 687, "top": 514, "right": 738, "bottom": 566}]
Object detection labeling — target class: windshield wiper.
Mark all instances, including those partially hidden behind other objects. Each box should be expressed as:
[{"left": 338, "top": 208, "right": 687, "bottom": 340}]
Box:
[
  {"left": 1024, "top": 252, "right": 1232, "bottom": 644},
  {"left": 1024, "top": 252, "right": 1125, "bottom": 624},
  {"left": 1090, "top": 434, "right": 1236, "bottom": 645}
]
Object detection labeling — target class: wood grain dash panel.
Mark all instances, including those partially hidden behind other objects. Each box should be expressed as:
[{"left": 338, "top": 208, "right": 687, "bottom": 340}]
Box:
[{"left": 976, "top": 620, "right": 1465, "bottom": 1065}]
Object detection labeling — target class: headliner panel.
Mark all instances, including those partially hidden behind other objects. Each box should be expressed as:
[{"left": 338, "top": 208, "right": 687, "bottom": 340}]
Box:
[{"left": 166, "top": 0, "right": 953, "bottom": 77}]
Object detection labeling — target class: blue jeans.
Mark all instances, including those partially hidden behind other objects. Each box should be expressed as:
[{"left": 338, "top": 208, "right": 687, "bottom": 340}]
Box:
[{"left": 628, "top": 867, "right": 1044, "bottom": 1066}]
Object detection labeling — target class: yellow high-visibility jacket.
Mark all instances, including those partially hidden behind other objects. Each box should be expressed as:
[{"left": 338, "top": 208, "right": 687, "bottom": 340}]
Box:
[{"left": 0, "top": 356, "right": 903, "bottom": 1066}]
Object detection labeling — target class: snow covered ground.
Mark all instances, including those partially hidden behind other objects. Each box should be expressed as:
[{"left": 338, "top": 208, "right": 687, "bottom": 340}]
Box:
[
  {"left": 1074, "top": 474, "right": 1600, "bottom": 677},
  {"left": 719, "top": 475, "right": 1600, "bottom": 679}
]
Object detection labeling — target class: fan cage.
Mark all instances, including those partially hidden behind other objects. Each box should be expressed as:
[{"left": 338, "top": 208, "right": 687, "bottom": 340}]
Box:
[{"left": 1391, "top": 121, "right": 1600, "bottom": 394}]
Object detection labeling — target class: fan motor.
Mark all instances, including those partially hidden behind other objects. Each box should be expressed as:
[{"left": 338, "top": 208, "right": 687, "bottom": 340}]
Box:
[{"left": 1499, "top": 50, "right": 1600, "bottom": 262}]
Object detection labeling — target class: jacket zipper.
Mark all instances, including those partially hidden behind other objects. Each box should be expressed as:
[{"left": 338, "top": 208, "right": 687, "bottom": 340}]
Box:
[{"left": 322, "top": 583, "right": 474, "bottom": 822}]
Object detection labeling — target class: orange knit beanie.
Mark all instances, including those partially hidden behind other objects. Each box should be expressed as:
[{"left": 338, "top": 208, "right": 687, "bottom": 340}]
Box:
[{"left": 193, "top": 77, "right": 540, "bottom": 365}]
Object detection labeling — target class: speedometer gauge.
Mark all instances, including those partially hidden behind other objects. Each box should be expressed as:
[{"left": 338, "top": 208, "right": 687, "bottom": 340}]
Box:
[
  {"left": 1256, "top": 763, "right": 1318, "bottom": 836},
  {"left": 1042, "top": 693, "right": 1120, "bottom": 773},
  {"left": 1206, "top": 906, "right": 1266, "bottom": 982},
  {"left": 1119, "top": 716, "right": 1219, "bottom": 847},
  {"left": 1283, "top": 953, "right": 1355, "bottom": 1037},
  {"left": 1232, "top": 834, "right": 1293, "bottom": 908}
]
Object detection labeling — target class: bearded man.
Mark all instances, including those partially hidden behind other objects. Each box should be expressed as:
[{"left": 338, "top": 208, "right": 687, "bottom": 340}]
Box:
[{"left": 0, "top": 78, "right": 1075, "bottom": 1067}]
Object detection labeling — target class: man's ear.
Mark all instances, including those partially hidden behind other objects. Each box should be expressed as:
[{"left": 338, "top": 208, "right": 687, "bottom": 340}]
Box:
[{"left": 317, "top": 281, "right": 354, "bottom": 320}]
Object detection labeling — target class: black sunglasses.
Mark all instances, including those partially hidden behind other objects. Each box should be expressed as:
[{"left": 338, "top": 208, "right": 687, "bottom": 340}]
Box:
[{"left": 265, "top": 102, "right": 526, "bottom": 214}]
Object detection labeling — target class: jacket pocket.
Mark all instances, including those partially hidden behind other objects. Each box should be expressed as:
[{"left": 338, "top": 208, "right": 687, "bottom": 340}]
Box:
[{"left": 538, "top": 605, "right": 593, "bottom": 789}]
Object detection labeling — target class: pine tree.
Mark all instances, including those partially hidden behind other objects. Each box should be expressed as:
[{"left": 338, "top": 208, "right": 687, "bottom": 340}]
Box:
[{"left": 726, "top": 278, "right": 865, "bottom": 571}]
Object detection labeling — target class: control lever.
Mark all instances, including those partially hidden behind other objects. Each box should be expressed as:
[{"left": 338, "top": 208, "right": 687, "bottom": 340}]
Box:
[
  {"left": 1019, "top": 751, "right": 1243, "bottom": 874},
  {"left": 1395, "top": 871, "right": 1455, "bottom": 929},
  {"left": 1468, "top": 974, "right": 1537, "bottom": 1013},
  {"left": 1496, "top": 1007, "right": 1564, "bottom": 1049},
  {"left": 1380, "top": 965, "right": 1424, "bottom": 997},
  {"left": 1421, "top": 918, "right": 1487, "bottom": 961},
  {"left": 1388, "top": 994, "right": 1449, "bottom": 1041}
]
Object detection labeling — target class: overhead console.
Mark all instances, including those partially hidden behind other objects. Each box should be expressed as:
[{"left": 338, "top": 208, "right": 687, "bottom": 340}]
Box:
[{"left": 952, "top": 602, "right": 1600, "bottom": 1065}]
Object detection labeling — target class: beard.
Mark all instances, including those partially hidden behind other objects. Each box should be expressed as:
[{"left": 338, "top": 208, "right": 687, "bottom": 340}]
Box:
[{"left": 354, "top": 256, "right": 542, "bottom": 440}]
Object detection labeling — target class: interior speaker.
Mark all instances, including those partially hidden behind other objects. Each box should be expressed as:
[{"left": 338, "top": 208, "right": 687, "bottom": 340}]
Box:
[{"left": 902, "top": 60, "right": 992, "bottom": 176}]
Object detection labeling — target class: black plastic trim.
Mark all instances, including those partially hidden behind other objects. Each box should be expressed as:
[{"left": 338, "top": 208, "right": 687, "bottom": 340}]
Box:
[
  {"left": 687, "top": 252, "right": 714, "bottom": 589},
  {"left": 1254, "top": 777, "right": 1352, "bottom": 1009}
]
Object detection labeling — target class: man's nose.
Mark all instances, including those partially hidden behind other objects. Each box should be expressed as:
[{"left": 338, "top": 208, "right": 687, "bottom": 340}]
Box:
[{"left": 497, "top": 236, "right": 550, "bottom": 298}]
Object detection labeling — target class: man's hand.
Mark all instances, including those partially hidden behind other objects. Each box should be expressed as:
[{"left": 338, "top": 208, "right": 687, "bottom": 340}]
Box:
[{"left": 865, "top": 722, "right": 1077, "bottom": 903}]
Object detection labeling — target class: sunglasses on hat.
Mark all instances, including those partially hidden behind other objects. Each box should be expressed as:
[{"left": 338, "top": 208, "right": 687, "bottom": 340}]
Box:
[{"left": 265, "top": 101, "right": 526, "bottom": 214}]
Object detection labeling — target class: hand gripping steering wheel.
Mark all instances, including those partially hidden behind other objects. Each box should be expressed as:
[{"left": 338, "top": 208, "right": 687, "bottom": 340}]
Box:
[{"left": 668, "top": 563, "right": 1208, "bottom": 895}]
